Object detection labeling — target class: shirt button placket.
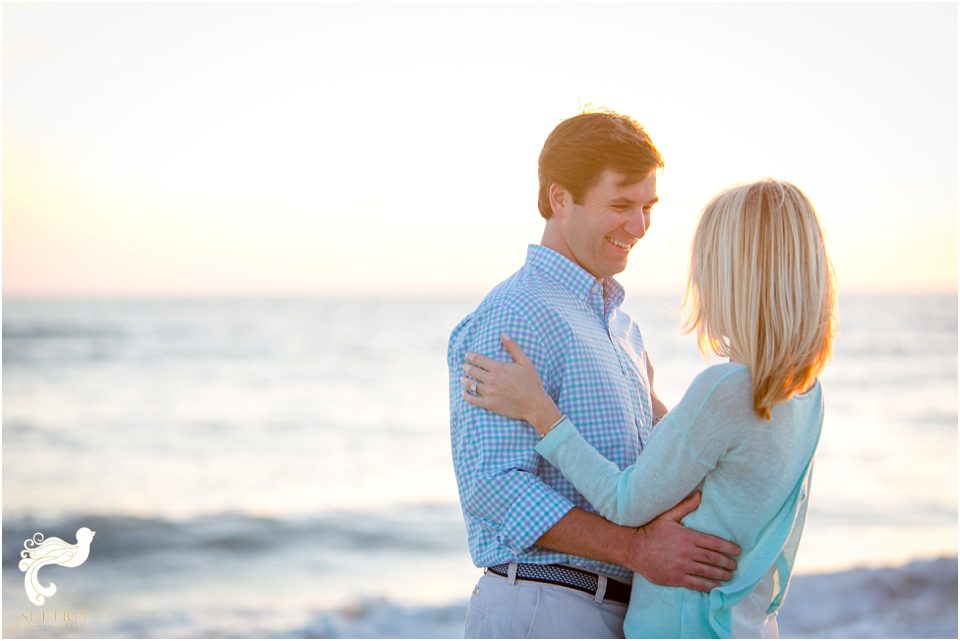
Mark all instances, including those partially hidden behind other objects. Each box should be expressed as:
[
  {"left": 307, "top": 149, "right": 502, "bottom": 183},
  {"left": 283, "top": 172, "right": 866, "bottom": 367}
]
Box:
[
  {"left": 608, "top": 339, "right": 644, "bottom": 447},
  {"left": 589, "top": 283, "right": 604, "bottom": 321}
]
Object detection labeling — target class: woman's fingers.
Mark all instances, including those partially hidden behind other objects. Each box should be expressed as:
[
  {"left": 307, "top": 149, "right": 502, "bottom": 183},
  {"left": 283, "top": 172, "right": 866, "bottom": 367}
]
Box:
[
  {"left": 465, "top": 352, "right": 499, "bottom": 371},
  {"left": 465, "top": 337, "right": 532, "bottom": 371},
  {"left": 462, "top": 388, "right": 481, "bottom": 407},
  {"left": 462, "top": 363, "right": 487, "bottom": 382},
  {"left": 460, "top": 376, "right": 483, "bottom": 394},
  {"left": 500, "top": 334, "right": 532, "bottom": 365},
  {"left": 462, "top": 388, "right": 492, "bottom": 410}
]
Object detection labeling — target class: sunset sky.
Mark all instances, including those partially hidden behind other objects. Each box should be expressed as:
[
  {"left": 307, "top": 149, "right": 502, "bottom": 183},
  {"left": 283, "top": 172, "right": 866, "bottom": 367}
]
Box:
[{"left": 4, "top": 2, "right": 957, "bottom": 296}]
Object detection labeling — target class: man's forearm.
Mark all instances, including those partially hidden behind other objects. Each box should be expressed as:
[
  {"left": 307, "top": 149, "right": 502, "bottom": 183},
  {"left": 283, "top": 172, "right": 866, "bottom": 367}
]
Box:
[
  {"left": 535, "top": 507, "right": 633, "bottom": 568},
  {"left": 535, "top": 495, "right": 740, "bottom": 593}
]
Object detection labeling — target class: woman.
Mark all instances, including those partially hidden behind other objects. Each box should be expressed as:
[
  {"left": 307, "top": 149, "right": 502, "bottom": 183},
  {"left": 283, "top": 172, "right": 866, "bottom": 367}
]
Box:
[{"left": 461, "top": 179, "right": 836, "bottom": 638}]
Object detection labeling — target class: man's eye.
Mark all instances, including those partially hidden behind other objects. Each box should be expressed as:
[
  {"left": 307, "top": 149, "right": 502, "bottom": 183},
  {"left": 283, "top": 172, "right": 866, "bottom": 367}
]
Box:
[{"left": 613, "top": 204, "right": 630, "bottom": 211}]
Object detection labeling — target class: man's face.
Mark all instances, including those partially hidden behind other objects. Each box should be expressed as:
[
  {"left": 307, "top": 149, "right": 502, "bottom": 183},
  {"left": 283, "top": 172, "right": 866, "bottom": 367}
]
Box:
[{"left": 550, "top": 168, "right": 658, "bottom": 280}]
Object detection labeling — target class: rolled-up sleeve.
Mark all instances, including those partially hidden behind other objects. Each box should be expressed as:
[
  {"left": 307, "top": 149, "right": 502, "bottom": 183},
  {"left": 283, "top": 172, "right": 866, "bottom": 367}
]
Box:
[{"left": 450, "top": 299, "right": 573, "bottom": 554}]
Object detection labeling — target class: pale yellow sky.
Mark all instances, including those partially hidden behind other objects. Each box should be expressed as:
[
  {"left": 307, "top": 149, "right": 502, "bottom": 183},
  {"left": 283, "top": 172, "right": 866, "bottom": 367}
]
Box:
[{"left": 3, "top": 2, "right": 957, "bottom": 296}]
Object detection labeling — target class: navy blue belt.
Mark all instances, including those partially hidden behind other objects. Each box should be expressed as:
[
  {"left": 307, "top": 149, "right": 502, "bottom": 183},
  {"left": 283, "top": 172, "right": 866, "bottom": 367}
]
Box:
[{"left": 486, "top": 563, "right": 631, "bottom": 605}]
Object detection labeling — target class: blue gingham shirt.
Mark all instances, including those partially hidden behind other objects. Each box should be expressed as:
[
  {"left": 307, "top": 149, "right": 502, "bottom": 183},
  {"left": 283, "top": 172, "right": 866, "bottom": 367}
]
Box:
[{"left": 448, "top": 244, "right": 654, "bottom": 582}]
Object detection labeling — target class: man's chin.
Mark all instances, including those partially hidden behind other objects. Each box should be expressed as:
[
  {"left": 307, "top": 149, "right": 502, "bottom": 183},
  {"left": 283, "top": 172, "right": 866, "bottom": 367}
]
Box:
[
  {"left": 592, "top": 258, "right": 629, "bottom": 280},
  {"left": 608, "top": 259, "right": 630, "bottom": 277}
]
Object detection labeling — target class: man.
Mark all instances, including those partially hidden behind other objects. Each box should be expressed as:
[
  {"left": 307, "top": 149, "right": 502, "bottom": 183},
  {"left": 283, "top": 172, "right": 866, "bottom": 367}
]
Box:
[{"left": 447, "top": 111, "right": 740, "bottom": 638}]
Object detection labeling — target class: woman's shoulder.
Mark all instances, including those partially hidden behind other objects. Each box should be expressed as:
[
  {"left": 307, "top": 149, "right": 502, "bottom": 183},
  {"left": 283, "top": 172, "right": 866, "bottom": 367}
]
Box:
[
  {"left": 659, "top": 363, "right": 755, "bottom": 455},
  {"left": 683, "top": 364, "right": 823, "bottom": 429},
  {"left": 673, "top": 363, "right": 755, "bottom": 422},
  {"left": 689, "top": 362, "right": 752, "bottom": 396}
]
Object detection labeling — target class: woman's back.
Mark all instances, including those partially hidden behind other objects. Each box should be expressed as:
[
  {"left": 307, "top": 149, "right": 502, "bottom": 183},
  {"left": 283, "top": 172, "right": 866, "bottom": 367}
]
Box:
[
  {"left": 624, "top": 363, "right": 823, "bottom": 637},
  {"left": 681, "top": 364, "right": 821, "bottom": 549}
]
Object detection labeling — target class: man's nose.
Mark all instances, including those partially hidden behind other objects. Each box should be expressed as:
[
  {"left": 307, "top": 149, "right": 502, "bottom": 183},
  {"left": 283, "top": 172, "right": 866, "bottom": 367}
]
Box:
[{"left": 624, "top": 210, "right": 650, "bottom": 239}]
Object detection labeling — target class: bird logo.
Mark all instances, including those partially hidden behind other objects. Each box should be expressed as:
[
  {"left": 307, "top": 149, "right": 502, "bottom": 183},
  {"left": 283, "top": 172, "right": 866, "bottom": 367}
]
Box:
[{"left": 18, "top": 527, "right": 96, "bottom": 606}]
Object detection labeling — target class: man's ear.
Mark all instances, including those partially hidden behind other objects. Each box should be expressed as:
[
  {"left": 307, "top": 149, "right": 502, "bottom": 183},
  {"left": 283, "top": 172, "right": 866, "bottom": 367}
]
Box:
[{"left": 548, "top": 183, "right": 571, "bottom": 219}]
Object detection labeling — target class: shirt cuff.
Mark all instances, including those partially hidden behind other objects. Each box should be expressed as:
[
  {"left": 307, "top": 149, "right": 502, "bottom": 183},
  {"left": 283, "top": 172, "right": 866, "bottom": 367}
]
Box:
[
  {"left": 498, "top": 480, "right": 575, "bottom": 554},
  {"left": 534, "top": 417, "right": 579, "bottom": 461}
]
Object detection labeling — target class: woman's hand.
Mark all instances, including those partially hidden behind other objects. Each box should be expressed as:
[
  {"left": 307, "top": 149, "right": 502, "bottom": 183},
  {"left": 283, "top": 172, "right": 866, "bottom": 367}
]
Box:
[{"left": 461, "top": 334, "right": 563, "bottom": 435}]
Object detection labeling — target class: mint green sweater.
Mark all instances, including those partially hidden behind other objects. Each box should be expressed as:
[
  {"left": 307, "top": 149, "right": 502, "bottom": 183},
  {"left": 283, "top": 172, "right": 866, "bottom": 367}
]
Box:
[{"left": 535, "top": 363, "right": 823, "bottom": 638}]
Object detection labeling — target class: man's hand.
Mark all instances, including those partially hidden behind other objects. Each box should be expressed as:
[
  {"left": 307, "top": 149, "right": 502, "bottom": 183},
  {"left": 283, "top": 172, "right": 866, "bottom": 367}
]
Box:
[{"left": 620, "top": 492, "right": 740, "bottom": 592}]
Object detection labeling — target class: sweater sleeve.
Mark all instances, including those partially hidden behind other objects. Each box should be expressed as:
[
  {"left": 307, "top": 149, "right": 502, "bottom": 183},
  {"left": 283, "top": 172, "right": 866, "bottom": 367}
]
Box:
[{"left": 535, "top": 366, "right": 740, "bottom": 527}]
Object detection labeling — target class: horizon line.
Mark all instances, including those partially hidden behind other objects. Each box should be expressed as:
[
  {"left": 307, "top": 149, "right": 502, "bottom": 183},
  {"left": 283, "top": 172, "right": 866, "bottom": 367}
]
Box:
[{"left": 3, "top": 285, "right": 957, "bottom": 301}]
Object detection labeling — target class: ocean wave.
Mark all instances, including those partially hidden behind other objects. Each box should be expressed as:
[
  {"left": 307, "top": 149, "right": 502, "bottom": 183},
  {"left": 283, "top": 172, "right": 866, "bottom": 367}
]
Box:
[
  {"left": 18, "top": 556, "right": 947, "bottom": 638},
  {"left": 255, "top": 556, "right": 960, "bottom": 638},
  {"left": 2, "top": 323, "right": 127, "bottom": 341},
  {"left": 284, "top": 557, "right": 957, "bottom": 639},
  {"left": 2, "top": 505, "right": 465, "bottom": 569},
  {"left": 777, "top": 556, "right": 958, "bottom": 638}
]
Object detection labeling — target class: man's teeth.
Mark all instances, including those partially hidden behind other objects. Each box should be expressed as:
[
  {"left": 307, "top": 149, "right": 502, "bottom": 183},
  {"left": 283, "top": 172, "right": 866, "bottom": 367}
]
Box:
[{"left": 607, "top": 238, "right": 631, "bottom": 249}]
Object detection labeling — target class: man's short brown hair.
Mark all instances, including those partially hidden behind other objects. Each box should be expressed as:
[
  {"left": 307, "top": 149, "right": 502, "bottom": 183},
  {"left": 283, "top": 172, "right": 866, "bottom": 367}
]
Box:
[{"left": 537, "top": 111, "right": 663, "bottom": 220}]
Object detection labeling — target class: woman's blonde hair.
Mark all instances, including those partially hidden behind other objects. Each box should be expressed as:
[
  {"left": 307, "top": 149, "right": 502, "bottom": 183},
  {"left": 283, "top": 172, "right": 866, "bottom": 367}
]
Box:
[{"left": 682, "top": 179, "right": 837, "bottom": 419}]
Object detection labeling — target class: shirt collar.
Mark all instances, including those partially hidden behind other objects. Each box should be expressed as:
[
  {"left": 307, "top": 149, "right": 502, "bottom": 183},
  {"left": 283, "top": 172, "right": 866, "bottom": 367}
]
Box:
[
  {"left": 525, "top": 244, "right": 626, "bottom": 311},
  {"left": 602, "top": 275, "right": 626, "bottom": 311}
]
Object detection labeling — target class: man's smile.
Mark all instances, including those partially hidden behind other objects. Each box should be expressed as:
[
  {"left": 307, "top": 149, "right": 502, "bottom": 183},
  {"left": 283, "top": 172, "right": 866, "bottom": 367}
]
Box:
[{"left": 606, "top": 237, "right": 633, "bottom": 251}]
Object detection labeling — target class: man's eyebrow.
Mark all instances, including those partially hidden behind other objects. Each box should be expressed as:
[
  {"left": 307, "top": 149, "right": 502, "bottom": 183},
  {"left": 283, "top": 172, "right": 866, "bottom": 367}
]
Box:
[{"left": 609, "top": 196, "right": 659, "bottom": 206}]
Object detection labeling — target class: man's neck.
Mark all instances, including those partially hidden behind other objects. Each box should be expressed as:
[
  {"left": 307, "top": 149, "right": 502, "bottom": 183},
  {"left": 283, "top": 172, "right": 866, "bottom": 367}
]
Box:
[{"left": 540, "top": 225, "right": 602, "bottom": 283}]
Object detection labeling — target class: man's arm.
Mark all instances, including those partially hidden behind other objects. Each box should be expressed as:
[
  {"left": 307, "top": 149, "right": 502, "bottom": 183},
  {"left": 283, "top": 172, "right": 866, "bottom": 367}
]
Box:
[
  {"left": 451, "top": 302, "right": 574, "bottom": 555},
  {"left": 537, "top": 495, "right": 739, "bottom": 593},
  {"left": 645, "top": 351, "right": 669, "bottom": 421}
]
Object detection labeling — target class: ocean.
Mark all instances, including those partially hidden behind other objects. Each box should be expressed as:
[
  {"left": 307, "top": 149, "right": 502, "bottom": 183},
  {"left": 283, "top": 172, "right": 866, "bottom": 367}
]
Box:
[{"left": 2, "top": 293, "right": 956, "bottom": 638}]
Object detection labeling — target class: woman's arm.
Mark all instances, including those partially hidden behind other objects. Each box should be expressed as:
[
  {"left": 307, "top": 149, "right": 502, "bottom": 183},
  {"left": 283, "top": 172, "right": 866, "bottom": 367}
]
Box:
[
  {"left": 535, "top": 413, "right": 714, "bottom": 527},
  {"left": 463, "top": 335, "right": 734, "bottom": 528}
]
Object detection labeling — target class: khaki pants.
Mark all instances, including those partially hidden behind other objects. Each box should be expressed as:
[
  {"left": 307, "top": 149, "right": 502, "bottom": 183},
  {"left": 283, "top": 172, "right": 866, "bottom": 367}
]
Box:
[{"left": 464, "top": 564, "right": 627, "bottom": 639}]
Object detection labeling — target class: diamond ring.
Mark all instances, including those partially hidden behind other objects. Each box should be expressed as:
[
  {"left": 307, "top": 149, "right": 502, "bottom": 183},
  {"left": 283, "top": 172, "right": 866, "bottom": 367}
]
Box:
[{"left": 471, "top": 381, "right": 479, "bottom": 394}]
